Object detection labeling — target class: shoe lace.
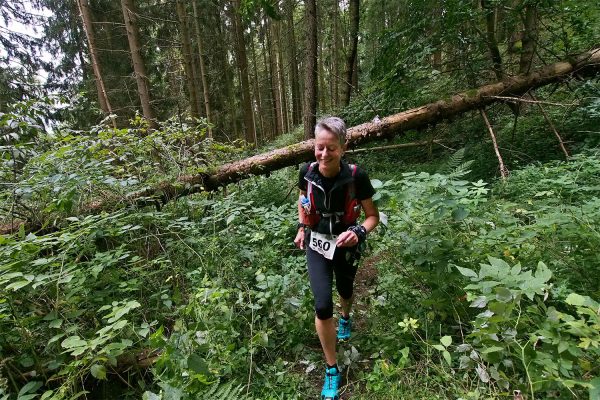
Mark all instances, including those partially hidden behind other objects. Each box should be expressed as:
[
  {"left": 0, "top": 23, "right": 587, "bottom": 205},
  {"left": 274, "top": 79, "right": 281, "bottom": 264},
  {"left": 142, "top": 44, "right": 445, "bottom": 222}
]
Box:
[
  {"left": 339, "top": 318, "right": 350, "bottom": 333},
  {"left": 325, "top": 369, "right": 338, "bottom": 389}
]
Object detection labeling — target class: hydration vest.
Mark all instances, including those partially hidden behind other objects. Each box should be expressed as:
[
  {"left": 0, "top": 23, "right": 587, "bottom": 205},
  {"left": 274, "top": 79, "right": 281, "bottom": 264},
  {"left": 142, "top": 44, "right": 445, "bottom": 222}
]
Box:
[{"left": 301, "top": 161, "right": 362, "bottom": 234}]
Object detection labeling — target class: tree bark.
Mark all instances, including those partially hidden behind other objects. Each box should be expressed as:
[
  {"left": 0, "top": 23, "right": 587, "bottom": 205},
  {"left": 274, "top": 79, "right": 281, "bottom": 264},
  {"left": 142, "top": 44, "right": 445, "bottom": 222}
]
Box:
[
  {"left": 231, "top": 0, "right": 256, "bottom": 145},
  {"left": 275, "top": 20, "right": 289, "bottom": 133},
  {"left": 192, "top": 0, "right": 213, "bottom": 138},
  {"left": 342, "top": 0, "right": 359, "bottom": 106},
  {"left": 303, "top": 0, "right": 318, "bottom": 139},
  {"left": 481, "top": 0, "right": 504, "bottom": 80},
  {"left": 259, "top": 20, "right": 275, "bottom": 140},
  {"left": 120, "top": 0, "right": 156, "bottom": 129},
  {"left": 332, "top": 0, "right": 340, "bottom": 108},
  {"left": 267, "top": 18, "right": 283, "bottom": 136},
  {"left": 519, "top": 4, "right": 538, "bottom": 75},
  {"left": 176, "top": 0, "right": 201, "bottom": 120},
  {"left": 249, "top": 22, "right": 265, "bottom": 142},
  {"left": 285, "top": 0, "right": 302, "bottom": 126},
  {"left": 76, "top": 0, "right": 115, "bottom": 127}
]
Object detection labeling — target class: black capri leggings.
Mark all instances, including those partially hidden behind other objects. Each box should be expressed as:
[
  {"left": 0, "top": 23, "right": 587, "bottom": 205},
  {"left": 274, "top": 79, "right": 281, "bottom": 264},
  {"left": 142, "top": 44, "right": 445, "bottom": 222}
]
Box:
[{"left": 306, "top": 241, "right": 360, "bottom": 320}]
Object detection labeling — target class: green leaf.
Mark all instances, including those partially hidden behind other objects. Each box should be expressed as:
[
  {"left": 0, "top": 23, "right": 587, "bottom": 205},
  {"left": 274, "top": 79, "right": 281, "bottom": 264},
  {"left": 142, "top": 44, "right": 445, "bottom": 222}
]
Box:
[
  {"left": 432, "top": 344, "right": 445, "bottom": 351},
  {"left": 455, "top": 265, "right": 477, "bottom": 278},
  {"left": 142, "top": 392, "right": 162, "bottom": 400},
  {"left": 41, "top": 390, "right": 55, "bottom": 400},
  {"left": 535, "top": 261, "right": 552, "bottom": 283},
  {"left": 487, "top": 257, "right": 510, "bottom": 274},
  {"left": 49, "top": 319, "right": 63, "bottom": 329},
  {"left": 18, "top": 381, "right": 42, "bottom": 396},
  {"left": 187, "top": 354, "right": 209, "bottom": 376},
  {"left": 566, "top": 293, "right": 586, "bottom": 306},
  {"left": 495, "top": 287, "right": 513, "bottom": 303},
  {"left": 370, "top": 179, "right": 383, "bottom": 189},
  {"left": 590, "top": 377, "right": 600, "bottom": 400},
  {"left": 480, "top": 346, "right": 504, "bottom": 354},
  {"left": 6, "top": 280, "right": 30, "bottom": 291},
  {"left": 452, "top": 207, "right": 469, "bottom": 221},
  {"left": 440, "top": 336, "right": 452, "bottom": 347},
  {"left": 90, "top": 364, "right": 107, "bottom": 380},
  {"left": 442, "top": 350, "right": 451, "bottom": 366},
  {"left": 470, "top": 296, "right": 488, "bottom": 308},
  {"left": 17, "top": 395, "right": 38, "bottom": 400},
  {"left": 61, "top": 336, "right": 87, "bottom": 349},
  {"left": 557, "top": 341, "right": 569, "bottom": 354}
]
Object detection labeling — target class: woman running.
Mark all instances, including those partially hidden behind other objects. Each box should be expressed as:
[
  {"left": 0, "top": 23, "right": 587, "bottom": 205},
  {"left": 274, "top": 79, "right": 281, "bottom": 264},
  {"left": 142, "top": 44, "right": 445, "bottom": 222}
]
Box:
[{"left": 294, "top": 116, "right": 379, "bottom": 399}]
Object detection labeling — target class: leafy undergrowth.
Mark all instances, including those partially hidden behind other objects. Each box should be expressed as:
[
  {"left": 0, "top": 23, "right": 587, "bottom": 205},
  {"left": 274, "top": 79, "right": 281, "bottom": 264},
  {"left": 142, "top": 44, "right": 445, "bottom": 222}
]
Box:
[{"left": 1, "top": 115, "right": 600, "bottom": 399}]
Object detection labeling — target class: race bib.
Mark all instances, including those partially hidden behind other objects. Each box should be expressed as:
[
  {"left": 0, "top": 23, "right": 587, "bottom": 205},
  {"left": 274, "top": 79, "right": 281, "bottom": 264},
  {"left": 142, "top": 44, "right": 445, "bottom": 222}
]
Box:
[{"left": 309, "top": 231, "right": 337, "bottom": 260}]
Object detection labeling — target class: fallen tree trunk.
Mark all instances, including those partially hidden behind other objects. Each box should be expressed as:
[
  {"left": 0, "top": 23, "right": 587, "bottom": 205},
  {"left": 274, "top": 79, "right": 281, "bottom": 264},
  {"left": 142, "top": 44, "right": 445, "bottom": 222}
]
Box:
[
  {"left": 142, "top": 48, "right": 600, "bottom": 197},
  {"left": 2, "top": 48, "right": 599, "bottom": 234},
  {"left": 346, "top": 140, "right": 447, "bottom": 154}
]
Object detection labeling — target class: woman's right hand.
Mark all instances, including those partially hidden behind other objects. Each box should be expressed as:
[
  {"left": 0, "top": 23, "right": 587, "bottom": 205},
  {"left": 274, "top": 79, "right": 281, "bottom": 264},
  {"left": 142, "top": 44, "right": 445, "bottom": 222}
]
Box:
[{"left": 294, "top": 228, "right": 305, "bottom": 249}]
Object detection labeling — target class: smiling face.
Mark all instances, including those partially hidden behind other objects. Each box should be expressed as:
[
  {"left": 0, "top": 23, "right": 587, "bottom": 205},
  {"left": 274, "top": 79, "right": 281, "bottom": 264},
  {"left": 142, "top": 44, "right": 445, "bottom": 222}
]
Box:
[{"left": 315, "top": 129, "right": 345, "bottom": 177}]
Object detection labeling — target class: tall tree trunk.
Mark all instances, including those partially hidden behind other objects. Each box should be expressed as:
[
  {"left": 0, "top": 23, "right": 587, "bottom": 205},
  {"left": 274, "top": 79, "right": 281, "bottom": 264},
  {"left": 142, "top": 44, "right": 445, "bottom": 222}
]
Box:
[
  {"left": 318, "top": 34, "right": 328, "bottom": 111},
  {"left": 231, "top": 0, "right": 256, "bottom": 145},
  {"left": 332, "top": 0, "right": 340, "bottom": 108},
  {"left": 519, "top": 4, "right": 538, "bottom": 75},
  {"left": 431, "top": 4, "right": 442, "bottom": 70},
  {"left": 285, "top": 0, "right": 301, "bottom": 126},
  {"left": 176, "top": 0, "right": 201, "bottom": 120},
  {"left": 481, "top": 0, "right": 504, "bottom": 80},
  {"left": 267, "top": 18, "right": 283, "bottom": 136},
  {"left": 342, "top": 0, "right": 359, "bottom": 106},
  {"left": 192, "top": 0, "right": 213, "bottom": 137},
  {"left": 249, "top": 23, "right": 265, "bottom": 142},
  {"left": 120, "top": 0, "right": 156, "bottom": 128},
  {"left": 303, "top": 0, "right": 318, "bottom": 139},
  {"left": 76, "top": 0, "right": 115, "bottom": 126},
  {"left": 259, "top": 20, "right": 275, "bottom": 140},
  {"left": 275, "top": 20, "right": 289, "bottom": 133}
]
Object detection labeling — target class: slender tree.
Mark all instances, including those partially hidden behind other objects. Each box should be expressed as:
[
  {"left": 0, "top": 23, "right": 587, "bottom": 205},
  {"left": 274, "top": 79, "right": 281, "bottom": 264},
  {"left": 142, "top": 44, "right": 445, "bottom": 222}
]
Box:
[
  {"left": 519, "top": 3, "right": 538, "bottom": 74},
  {"left": 231, "top": 0, "right": 257, "bottom": 145},
  {"left": 275, "top": 20, "right": 289, "bottom": 133},
  {"left": 284, "top": 0, "right": 302, "bottom": 126},
  {"left": 481, "top": 0, "right": 504, "bottom": 80},
  {"left": 192, "top": 0, "right": 213, "bottom": 137},
  {"left": 249, "top": 22, "right": 265, "bottom": 141},
  {"left": 332, "top": 0, "right": 340, "bottom": 107},
  {"left": 342, "top": 0, "right": 359, "bottom": 106},
  {"left": 176, "top": 0, "right": 201, "bottom": 120},
  {"left": 120, "top": 0, "right": 156, "bottom": 128},
  {"left": 76, "top": 0, "right": 115, "bottom": 126},
  {"left": 303, "top": 0, "right": 318, "bottom": 139},
  {"left": 267, "top": 18, "right": 284, "bottom": 136}
]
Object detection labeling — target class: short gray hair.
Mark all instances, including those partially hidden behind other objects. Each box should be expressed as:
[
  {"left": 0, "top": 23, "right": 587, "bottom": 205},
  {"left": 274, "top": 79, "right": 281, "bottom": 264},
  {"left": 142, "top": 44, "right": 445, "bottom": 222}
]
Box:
[{"left": 315, "top": 116, "right": 347, "bottom": 145}]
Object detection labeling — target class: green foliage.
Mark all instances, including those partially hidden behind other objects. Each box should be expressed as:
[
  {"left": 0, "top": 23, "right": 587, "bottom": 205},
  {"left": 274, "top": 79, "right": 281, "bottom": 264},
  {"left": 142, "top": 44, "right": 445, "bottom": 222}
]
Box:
[{"left": 1, "top": 102, "right": 600, "bottom": 399}]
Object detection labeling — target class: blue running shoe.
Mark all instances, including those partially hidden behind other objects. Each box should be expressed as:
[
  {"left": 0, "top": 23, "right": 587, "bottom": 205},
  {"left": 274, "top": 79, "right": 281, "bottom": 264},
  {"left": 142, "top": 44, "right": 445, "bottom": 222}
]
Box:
[
  {"left": 337, "top": 316, "right": 351, "bottom": 342},
  {"left": 321, "top": 366, "right": 340, "bottom": 400}
]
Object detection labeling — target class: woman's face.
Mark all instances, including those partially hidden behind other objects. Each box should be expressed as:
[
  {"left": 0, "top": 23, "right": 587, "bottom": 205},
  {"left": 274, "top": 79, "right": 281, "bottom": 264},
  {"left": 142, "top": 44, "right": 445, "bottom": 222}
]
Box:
[{"left": 314, "top": 129, "right": 344, "bottom": 171}]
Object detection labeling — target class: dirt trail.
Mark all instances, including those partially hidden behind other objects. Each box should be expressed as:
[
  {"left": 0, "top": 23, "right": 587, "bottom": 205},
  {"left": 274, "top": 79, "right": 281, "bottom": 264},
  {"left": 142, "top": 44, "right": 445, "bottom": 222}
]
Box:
[{"left": 338, "top": 253, "right": 381, "bottom": 399}]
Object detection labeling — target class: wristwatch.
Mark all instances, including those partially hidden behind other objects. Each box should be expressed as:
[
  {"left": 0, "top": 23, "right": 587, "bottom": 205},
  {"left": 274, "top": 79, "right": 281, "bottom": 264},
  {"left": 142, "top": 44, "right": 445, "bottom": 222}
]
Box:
[{"left": 297, "top": 222, "right": 307, "bottom": 230}]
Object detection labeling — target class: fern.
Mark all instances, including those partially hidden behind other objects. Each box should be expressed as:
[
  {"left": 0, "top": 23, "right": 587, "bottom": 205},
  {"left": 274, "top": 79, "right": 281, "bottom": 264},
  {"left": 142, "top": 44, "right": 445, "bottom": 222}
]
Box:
[
  {"left": 438, "top": 148, "right": 473, "bottom": 178},
  {"left": 201, "top": 380, "right": 248, "bottom": 400}
]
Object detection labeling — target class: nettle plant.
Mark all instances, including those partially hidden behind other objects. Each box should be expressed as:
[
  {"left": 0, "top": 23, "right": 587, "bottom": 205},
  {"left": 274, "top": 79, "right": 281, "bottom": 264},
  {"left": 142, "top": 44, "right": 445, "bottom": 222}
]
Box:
[{"left": 456, "top": 257, "right": 600, "bottom": 399}]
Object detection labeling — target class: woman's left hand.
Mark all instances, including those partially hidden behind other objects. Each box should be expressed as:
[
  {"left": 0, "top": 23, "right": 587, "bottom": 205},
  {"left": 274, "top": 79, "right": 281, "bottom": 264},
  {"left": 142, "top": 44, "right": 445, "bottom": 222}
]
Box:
[{"left": 336, "top": 231, "right": 358, "bottom": 247}]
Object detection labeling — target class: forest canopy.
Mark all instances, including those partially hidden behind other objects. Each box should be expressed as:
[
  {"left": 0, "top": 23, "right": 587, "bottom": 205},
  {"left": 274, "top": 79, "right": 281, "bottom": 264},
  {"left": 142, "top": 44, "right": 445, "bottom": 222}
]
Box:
[{"left": 1, "top": 0, "right": 600, "bottom": 399}]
